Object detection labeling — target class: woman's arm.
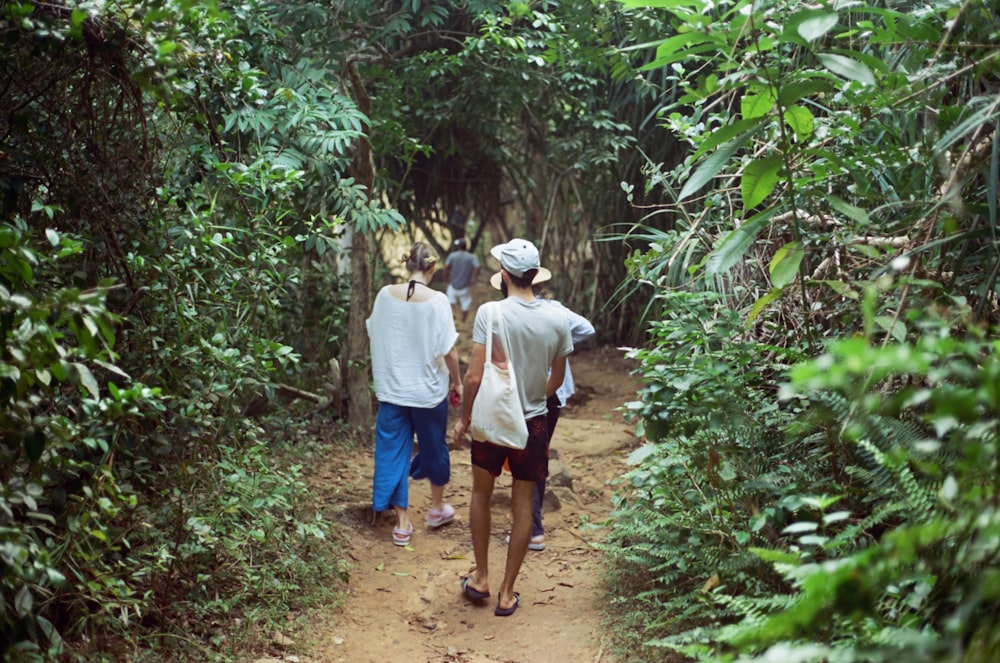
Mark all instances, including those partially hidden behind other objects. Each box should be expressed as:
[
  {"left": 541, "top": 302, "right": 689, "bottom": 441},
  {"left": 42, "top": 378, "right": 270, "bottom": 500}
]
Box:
[{"left": 452, "top": 342, "right": 485, "bottom": 447}]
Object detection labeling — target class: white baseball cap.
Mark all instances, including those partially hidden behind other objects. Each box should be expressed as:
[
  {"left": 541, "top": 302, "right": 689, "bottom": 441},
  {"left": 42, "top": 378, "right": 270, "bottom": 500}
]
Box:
[{"left": 490, "top": 238, "right": 541, "bottom": 277}]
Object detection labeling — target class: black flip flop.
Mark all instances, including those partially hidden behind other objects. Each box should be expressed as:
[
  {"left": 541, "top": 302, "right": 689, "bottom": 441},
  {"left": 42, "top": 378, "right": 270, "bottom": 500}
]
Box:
[
  {"left": 461, "top": 576, "right": 490, "bottom": 602},
  {"left": 494, "top": 592, "right": 521, "bottom": 617}
]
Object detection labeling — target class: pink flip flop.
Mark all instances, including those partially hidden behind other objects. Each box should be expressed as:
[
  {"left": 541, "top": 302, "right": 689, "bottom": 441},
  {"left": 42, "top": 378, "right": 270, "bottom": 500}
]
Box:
[
  {"left": 392, "top": 523, "right": 413, "bottom": 546},
  {"left": 426, "top": 503, "right": 455, "bottom": 529}
]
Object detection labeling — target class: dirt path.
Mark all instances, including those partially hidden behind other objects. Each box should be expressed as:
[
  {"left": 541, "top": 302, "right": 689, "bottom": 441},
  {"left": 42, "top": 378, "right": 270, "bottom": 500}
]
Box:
[{"left": 301, "top": 283, "right": 641, "bottom": 663}]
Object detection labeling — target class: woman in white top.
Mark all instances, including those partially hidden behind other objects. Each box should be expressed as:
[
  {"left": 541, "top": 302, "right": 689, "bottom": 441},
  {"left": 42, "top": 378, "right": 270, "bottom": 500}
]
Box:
[{"left": 367, "top": 242, "right": 463, "bottom": 546}]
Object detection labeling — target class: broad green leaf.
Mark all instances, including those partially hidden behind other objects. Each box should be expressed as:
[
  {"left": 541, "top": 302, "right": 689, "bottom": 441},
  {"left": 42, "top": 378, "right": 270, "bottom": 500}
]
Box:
[
  {"left": 875, "top": 315, "right": 907, "bottom": 342},
  {"left": 783, "top": 105, "right": 815, "bottom": 142},
  {"left": 94, "top": 359, "right": 130, "bottom": 381},
  {"left": 741, "top": 90, "right": 776, "bottom": 120},
  {"left": 679, "top": 132, "right": 753, "bottom": 201},
  {"left": 705, "top": 212, "right": 772, "bottom": 277},
  {"left": 823, "top": 511, "right": 852, "bottom": 525},
  {"left": 45, "top": 228, "right": 60, "bottom": 247},
  {"left": 796, "top": 12, "right": 839, "bottom": 42},
  {"left": 627, "top": 444, "right": 658, "bottom": 466},
  {"left": 777, "top": 79, "right": 833, "bottom": 106},
  {"left": 14, "top": 585, "right": 32, "bottom": 618},
  {"left": 826, "top": 194, "right": 870, "bottom": 225},
  {"left": 51, "top": 361, "right": 68, "bottom": 381},
  {"left": 769, "top": 241, "right": 804, "bottom": 288},
  {"left": 651, "top": 32, "right": 713, "bottom": 62},
  {"left": 639, "top": 42, "right": 721, "bottom": 70},
  {"left": 816, "top": 52, "right": 876, "bottom": 85},
  {"left": 73, "top": 363, "right": 100, "bottom": 399},
  {"left": 742, "top": 155, "right": 782, "bottom": 211},
  {"left": 851, "top": 244, "right": 882, "bottom": 259},
  {"left": 748, "top": 287, "right": 784, "bottom": 324},
  {"left": 157, "top": 40, "right": 179, "bottom": 57},
  {"left": 690, "top": 122, "right": 759, "bottom": 162},
  {"left": 829, "top": 47, "right": 889, "bottom": 75},
  {"left": 783, "top": 521, "right": 818, "bottom": 534},
  {"left": 939, "top": 475, "right": 958, "bottom": 502}
]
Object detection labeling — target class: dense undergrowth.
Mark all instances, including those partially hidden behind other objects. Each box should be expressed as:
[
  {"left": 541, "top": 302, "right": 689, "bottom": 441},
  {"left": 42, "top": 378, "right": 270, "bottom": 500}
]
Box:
[
  {"left": 1, "top": 1, "right": 376, "bottom": 659},
  {"left": 601, "top": 0, "right": 999, "bottom": 661},
  {"left": 604, "top": 294, "right": 999, "bottom": 662}
]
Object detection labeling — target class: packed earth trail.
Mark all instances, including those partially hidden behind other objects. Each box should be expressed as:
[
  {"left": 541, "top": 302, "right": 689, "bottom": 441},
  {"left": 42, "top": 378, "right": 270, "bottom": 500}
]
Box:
[{"left": 297, "top": 299, "right": 642, "bottom": 663}]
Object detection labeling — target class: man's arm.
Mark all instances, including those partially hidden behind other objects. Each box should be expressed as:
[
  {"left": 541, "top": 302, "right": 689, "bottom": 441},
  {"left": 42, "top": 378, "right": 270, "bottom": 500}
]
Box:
[
  {"left": 546, "top": 354, "right": 567, "bottom": 397},
  {"left": 565, "top": 309, "right": 595, "bottom": 344}
]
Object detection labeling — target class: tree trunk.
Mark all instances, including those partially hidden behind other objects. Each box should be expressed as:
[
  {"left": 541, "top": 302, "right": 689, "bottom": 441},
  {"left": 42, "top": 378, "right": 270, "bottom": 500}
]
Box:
[
  {"left": 344, "top": 59, "right": 375, "bottom": 428},
  {"left": 345, "top": 229, "right": 373, "bottom": 427}
]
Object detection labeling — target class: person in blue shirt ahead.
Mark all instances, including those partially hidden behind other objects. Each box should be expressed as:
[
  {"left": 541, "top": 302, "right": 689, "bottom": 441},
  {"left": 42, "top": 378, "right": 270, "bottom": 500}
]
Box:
[{"left": 443, "top": 238, "right": 480, "bottom": 323}]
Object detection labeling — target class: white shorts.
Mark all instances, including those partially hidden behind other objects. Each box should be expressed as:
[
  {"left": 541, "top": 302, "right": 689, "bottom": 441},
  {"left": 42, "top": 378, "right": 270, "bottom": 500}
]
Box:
[{"left": 446, "top": 284, "right": 473, "bottom": 311}]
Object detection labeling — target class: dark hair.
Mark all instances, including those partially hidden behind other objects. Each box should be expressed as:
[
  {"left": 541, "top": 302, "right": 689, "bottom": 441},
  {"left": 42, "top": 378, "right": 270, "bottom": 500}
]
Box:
[
  {"left": 506, "top": 268, "right": 536, "bottom": 289},
  {"left": 454, "top": 238, "right": 467, "bottom": 251},
  {"left": 403, "top": 242, "right": 437, "bottom": 273},
  {"left": 531, "top": 283, "right": 550, "bottom": 299}
]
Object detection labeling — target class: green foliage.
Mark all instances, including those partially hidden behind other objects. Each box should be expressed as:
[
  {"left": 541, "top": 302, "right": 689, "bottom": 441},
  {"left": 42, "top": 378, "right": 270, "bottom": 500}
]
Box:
[
  {"left": 705, "top": 323, "right": 1000, "bottom": 662},
  {"left": 603, "top": 290, "right": 813, "bottom": 658},
  {"left": 607, "top": 0, "right": 1000, "bottom": 660},
  {"left": 607, "top": 295, "right": 1000, "bottom": 661},
  {"left": 617, "top": 0, "right": 1000, "bottom": 341},
  {"left": 622, "top": 291, "right": 806, "bottom": 441},
  {"left": 1, "top": 0, "right": 400, "bottom": 658},
  {"left": 0, "top": 219, "right": 159, "bottom": 660}
]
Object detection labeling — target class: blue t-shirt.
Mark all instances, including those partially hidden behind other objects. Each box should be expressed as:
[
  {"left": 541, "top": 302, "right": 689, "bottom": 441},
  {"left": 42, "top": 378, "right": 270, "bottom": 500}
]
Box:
[{"left": 445, "top": 251, "right": 479, "bottom": 289}]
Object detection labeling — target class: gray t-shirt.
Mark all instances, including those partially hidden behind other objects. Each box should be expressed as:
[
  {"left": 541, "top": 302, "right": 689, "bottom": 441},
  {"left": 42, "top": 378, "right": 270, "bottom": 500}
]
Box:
[
  {"left": 472, "top": 297, "right": 573, "bottom": 419},
  {"left": 445, "top": 251, "right": 479, "bottom": 289}
]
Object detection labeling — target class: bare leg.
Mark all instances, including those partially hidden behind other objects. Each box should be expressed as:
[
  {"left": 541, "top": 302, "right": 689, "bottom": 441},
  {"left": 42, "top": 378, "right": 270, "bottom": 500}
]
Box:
[
  {"left": 497, "top": 477, "right": 534, "bottom": 610},
  {"left": 393, "top": 505, "right": 410, "bottom": 531},
  {"left": 467, "top": 465, "right": 495, "bottom": 594},
  {"left": 430, "top": 482, "right": 445, "bottom": 511}
]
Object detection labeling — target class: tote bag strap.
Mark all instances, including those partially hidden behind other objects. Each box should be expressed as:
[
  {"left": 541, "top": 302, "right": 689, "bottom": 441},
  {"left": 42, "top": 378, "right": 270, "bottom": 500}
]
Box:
[
  {"left": 482, "top": 302, "right": 516, "bottom": 386},
  {"left": 482, "top": 301, "right": 494, "bottom": 367},
  {"left": 492, "top": 302, "right": 516, "bottom": 385}
]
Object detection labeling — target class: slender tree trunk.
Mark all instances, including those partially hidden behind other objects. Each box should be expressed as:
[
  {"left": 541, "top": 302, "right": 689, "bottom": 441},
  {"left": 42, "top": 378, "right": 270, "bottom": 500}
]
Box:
[
  {"left": 344, "top": 59, "right": 374, "bottom": 428},
  {"left": 345, "top": 230, "right": 373, "bottom": 427}
]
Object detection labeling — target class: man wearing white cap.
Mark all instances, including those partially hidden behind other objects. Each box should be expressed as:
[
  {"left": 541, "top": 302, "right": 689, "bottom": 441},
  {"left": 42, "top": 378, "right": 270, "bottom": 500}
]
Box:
[{"left": 453, "top": 238, "right": 573, "bottom": 617}]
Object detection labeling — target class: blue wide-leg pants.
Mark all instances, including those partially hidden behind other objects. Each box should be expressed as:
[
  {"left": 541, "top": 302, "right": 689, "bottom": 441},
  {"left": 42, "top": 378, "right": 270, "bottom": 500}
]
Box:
[{"left": 372, "top": 399, "right": 450, "bottom": 512}]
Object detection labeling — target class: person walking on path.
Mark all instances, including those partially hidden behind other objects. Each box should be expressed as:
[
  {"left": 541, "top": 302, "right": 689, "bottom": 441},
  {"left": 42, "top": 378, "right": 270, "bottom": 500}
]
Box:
[
  {"left": 443, "top": 238, "right": 480, "bottom": 323},
  {"left": 452, "top": 239, "right": 573, "bottom": 616},
  {"left": 367, "top": 242, "right": 463, "bottom": 547},
  {"left": 490, "top": 270, "right": 595, "bottom": 552}
]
